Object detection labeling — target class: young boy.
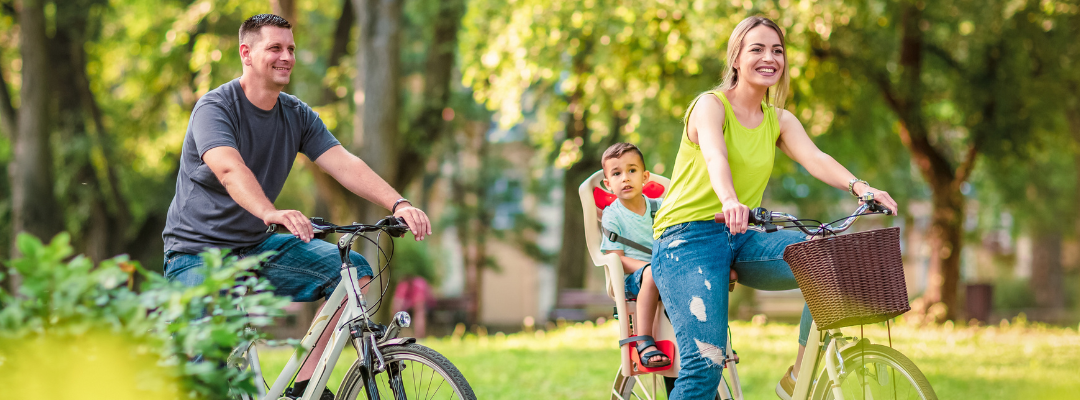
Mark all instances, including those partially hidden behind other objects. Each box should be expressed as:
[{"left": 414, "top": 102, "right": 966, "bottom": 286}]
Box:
[{"left": 599, "top": 142, "right": 670, "bottom": 368}]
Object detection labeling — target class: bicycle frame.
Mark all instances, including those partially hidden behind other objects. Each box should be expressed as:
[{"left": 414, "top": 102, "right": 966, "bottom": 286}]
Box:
[
  {"left": 790, "top": 320, "right": 853, "bottom": 400},
  {"left": 243, "top": 266, "right": 367, "bottom": 400}
]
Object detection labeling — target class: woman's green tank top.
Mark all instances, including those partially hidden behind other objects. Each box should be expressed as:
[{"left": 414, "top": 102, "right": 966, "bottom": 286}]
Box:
[{"left": 653, "top": 91, "right": 781, "bottom": 238}]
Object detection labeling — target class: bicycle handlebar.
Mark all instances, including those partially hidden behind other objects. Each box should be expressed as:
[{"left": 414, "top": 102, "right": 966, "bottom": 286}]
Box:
[
  {"left": 714, "top": 193, "right": 892, "bottom": 236},
  {"left": 266, "top": 216, "right": 410, "bottom": 238}
]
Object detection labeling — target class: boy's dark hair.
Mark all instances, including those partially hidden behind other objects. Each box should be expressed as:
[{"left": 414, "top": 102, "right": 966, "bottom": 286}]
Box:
[
  {"left": 601, "top": 143, "right": 646, "bottom": 175},
  {"left": 239, "top": 14, "right": 292, "bottom": 46}
]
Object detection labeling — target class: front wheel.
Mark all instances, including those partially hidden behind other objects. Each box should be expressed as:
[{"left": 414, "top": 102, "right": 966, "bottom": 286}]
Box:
[
  {"left": 336, "top": 343, "right": 476, "bottom": 400},
  {"left": 812, "top": 342, "right": 937, "bottom": 400}
]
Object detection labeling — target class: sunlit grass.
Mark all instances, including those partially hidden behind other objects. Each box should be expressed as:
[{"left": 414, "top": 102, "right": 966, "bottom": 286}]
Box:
[{"left": 257, "top": 317, "right": 1080, "bottom": 399}]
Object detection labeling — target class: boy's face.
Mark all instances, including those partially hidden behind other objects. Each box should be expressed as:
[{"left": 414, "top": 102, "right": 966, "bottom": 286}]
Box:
[{"left": 602, "top": 153, "right": 651, "bottom": 201}]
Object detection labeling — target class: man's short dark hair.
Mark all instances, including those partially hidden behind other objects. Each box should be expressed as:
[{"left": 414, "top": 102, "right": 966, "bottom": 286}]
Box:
[
  {"left": 601, "top": 142, "right": 646, "bottom": 176},
  {"left": 239, "top": 14, "right": 292, "bottom": 46}
]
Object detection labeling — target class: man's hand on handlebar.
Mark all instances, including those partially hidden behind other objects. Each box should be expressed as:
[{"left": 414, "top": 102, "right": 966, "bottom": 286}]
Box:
[
  {"left": 393, "top": 204, "right": 432, "bottom": 241},
  {"left": 263, "top": 209, "right": 315, "bottom": 242}
]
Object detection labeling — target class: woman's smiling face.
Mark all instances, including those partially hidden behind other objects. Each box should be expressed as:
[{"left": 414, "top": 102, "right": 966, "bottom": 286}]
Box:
[{"left": 734, "top": 25, "right": 786, "bottom": 89}]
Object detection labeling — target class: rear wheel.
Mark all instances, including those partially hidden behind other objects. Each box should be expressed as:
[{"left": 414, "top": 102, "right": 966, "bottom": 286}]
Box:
[
  {"left": 812, "top": 342, "right": 937, "bottom": 400},
  {"left": 611, "top": 368, "right": 670, "bottom": 400},
  {"left": 336, "top": 343, "right": 475, "bottom": 400}
]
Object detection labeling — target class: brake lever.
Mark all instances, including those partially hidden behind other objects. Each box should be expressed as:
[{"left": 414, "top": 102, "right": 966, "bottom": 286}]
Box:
[{"left": 376, "top": 216, "right": 410, "bottom": 238}]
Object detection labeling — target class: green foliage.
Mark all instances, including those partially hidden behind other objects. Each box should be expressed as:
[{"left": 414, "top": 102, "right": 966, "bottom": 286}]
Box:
[
  {"left": 386, "top": 235, "right": 440, "bottom": 284},
  {"left": 0, "top": 233, "right": 291, "bottom": 400},
  {"left": 993, "top": 277, "right": 1038, "bottom": 310}
]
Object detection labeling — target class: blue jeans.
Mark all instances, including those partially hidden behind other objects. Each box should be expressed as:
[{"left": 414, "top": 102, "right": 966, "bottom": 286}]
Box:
[
  {"left": 623, "top": 264, "right": 647, "bottom": 299},
  {"left": 164, "top": 234, "right": 373, "bottom": 302},
  {"left": 652, "top": 220, "right": 811, "bottom": 399}
]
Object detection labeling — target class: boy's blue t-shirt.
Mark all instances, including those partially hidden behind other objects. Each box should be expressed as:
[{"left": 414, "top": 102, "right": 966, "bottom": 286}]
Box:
[{"left": 600, "top": 196, "right": 662, "bottom": 262}]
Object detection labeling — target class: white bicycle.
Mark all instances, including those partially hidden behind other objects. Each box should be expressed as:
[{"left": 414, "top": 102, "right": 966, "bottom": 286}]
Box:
[{"left": 229, "top": 216, "right": 476, "bottom": 400}]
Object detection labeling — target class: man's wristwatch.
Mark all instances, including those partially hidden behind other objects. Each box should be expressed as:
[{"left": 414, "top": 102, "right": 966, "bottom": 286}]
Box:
[{"left": 392, "top": 198, "right": 411, "bottom": 213}]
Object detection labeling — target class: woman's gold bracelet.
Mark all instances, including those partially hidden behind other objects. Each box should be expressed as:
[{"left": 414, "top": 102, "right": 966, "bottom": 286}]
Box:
[{"left": 847, "top": 178, "right": 868, "bottom": 197}]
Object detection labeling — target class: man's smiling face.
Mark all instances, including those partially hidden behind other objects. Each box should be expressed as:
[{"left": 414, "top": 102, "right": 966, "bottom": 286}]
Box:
[{"left": 242, "top": 26, "right": 295, "bottom": 89}]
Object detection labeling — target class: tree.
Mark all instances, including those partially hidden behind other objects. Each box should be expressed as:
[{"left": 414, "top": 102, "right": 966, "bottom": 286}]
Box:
[
  {"left": 784, "top": 0, "right": 1066, "bottom": 320},
  {"left": 460, "top": 0, "right": 714, "bottom": 295}
]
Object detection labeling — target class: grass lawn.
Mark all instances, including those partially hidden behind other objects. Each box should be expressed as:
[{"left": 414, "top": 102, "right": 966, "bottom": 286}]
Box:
[{"left": 257, "top": 317, "right": 1080, "bottom": 399}]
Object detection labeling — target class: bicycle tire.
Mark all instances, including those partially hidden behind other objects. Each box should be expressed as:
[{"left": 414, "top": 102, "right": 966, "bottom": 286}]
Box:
[
  {"left": 612, "top": 368, "right": 729, "bottom": 400},
  {"left": 811, "top": 342, "right": 937, "bottom": 400},
  {"left": 611, "top": 368, "right": 670, "bottom": 400},
  {"left": 336, "top": 343, "right": 476, "bottom": 400}
]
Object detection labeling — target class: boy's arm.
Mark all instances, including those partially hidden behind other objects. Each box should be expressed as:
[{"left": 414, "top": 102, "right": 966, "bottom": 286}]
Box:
[{"left": 608, "top": 250, "right": 650, "bottom": 275}]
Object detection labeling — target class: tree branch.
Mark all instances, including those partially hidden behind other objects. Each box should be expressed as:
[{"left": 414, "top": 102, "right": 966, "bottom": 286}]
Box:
[
  {"left": 924, "top": 42, "right": 964, "bottom": 75},
  {"left": 954, "top": 143, "right": 978, "bottom": 185}
]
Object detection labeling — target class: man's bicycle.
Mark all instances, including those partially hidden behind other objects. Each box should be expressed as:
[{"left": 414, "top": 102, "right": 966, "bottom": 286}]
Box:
[
  {"left": 229, "top": 216, "right": 476, "bottom": 400},
  {"left": 710, "top": 193, "right": 937, "bottom": 400}
]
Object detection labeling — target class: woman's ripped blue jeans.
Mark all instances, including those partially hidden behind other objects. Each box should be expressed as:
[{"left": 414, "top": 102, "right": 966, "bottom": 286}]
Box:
[{"left": 652, "top": 220, "right": 811, "bottom": 399}]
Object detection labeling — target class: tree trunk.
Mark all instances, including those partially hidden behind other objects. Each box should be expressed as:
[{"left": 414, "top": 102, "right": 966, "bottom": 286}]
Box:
[
  {"left": 320, "top": 0, "right": 355, "bottom": 105},
  {"left": 10, "top": 0, "right": 62, "bottom": 248},
  {"left": 52, "top": 0, "right": 130, "bottom": 261},
  {"left": 877, "top": 3, "right": 971, "bottom": 321},
  {"left": 1067, "top": 104, "right": 1080, "bottom": 314},
  {"left": 447, "top": 121, "right": 491, "bottom": 326},
  {"left": 921, "top": 181, "right": 964, "bottom": 320},
  {"left": 393, "top": 0, "right": 464, "bottom": 189},
  {"left": 270, "top": 0, "right": 297, "bottom": 24},
  {"left": 1030, "top": 229, "right": 1065, "bottom": 310},
  {"left": 555, "top": 97, "right": 591, "bottom": 292},
  {"left": 305, "top": 0, "right": 359, "bottom": 224},
  {"left": 352, "top": 0, "right": 402, "bottom": 321}
]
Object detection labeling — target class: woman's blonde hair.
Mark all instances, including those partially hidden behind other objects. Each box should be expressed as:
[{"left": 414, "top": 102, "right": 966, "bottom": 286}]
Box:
[{"left": 687, "top": 16, "right": 790, "bottom": 122}]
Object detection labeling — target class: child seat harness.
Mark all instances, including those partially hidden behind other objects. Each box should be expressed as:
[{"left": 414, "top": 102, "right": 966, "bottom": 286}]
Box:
[{"left": 600, "top": 197, "right": 661, "bottom": 255}]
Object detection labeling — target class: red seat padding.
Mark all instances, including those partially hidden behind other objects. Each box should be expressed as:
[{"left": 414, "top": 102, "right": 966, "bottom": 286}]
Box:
[
  {"left": 593, "top": 181, "right": 666, "bottom": 210},
  {"left": 642, "top": 181, "right": 665, "bottom": 198},
  {"left": 593, "top": 187, "right": 618, "bottom": 209}
]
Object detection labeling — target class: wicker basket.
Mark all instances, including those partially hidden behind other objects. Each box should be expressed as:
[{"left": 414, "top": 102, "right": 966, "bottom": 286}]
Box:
[{"left": 782, "top": 227, "right": 910, "bottom": 330}]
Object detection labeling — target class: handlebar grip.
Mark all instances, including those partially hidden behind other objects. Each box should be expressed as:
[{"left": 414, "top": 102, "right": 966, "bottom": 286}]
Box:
[
  {"left": 713, "top": 207, "right": 771, "bottom": 224},
  {"left": 376, "top": 215, "right": 410, "bottom": 237}
]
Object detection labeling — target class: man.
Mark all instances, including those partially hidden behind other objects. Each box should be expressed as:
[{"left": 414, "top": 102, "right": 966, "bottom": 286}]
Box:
[{"left": 162, "top": 14, "right": 431, "bottom": 399}]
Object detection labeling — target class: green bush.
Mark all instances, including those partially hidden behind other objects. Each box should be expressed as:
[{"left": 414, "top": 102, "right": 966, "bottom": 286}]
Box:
[{"left": 0, "top": 233, "right": 290, "bottom": 400}]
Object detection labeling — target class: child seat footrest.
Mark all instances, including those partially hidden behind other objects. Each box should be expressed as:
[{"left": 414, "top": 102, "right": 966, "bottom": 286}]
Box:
[{"left": 618, "top": 335, "right": 675, "bottom": 372}]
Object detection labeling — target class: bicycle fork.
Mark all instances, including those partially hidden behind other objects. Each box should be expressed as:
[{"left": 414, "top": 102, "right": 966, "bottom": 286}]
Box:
[{"left": 351, "top": 312, "right": 413, "bottom": 400}]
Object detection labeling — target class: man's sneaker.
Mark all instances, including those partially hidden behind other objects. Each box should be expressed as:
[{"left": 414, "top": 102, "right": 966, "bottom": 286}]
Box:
[
  {"left": 286, "top": 380, "right": 335, "bottom": 400},
  {"left": 775, "top": 365, "right": 796, "bottom": 400}
]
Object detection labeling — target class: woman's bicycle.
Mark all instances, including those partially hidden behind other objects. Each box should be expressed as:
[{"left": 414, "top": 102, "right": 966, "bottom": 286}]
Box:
[
  {"left": 229, "top": 216, "right": 476, "bottom": 400},
  {"left": 712, "top": 193, "right": 937, "bottom": 400}
]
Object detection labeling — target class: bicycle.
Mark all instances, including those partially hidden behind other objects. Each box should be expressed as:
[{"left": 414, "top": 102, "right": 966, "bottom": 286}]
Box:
[
  {"left": 710, "top": 193, "right": 937, "bottom": 400},
  {"left": 228, "top": 216, "right": 476, "bottom": 400}
]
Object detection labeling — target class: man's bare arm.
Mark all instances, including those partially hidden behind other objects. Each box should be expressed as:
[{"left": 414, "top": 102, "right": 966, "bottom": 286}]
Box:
[
  {"left": 313, "top": 145, "right": 431, "bottom": 240},
  {"left": 202, "top": 146, "right": 316, "bottom": 241}
]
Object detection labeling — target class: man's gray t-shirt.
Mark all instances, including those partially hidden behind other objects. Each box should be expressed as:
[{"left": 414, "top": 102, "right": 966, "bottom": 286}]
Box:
[{"left": 163, "top": 79, "right": 340, "bottom": 254}]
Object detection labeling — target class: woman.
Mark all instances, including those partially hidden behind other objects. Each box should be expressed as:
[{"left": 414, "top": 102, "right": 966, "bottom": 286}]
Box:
[{"left": 650, "top": 16, "right": 898, "bottom": 399}]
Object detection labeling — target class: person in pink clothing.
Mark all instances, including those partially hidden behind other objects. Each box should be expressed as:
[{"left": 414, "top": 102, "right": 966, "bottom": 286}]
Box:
[{"left": 391, "top": 276, "right": 435, "bottom": 337}]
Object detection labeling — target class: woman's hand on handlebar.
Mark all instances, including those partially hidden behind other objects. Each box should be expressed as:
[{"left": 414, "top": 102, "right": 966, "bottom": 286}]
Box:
[
  {"left": 263, "top": 209, "right": 315, "bottom": 242},
  {"left": 718, "top": 201, "right": 751, "bottom": 234},
  {"left": 859, "top": 185, "right": 899, "bottom": 215},
  {"left": 393, "top": 204, "right": 432, "bottom": 241}
]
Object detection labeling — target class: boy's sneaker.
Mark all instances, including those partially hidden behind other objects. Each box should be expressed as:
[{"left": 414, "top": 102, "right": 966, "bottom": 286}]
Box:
[{"left": 775, "top": 365, "right": 796, "bottom": 400}]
